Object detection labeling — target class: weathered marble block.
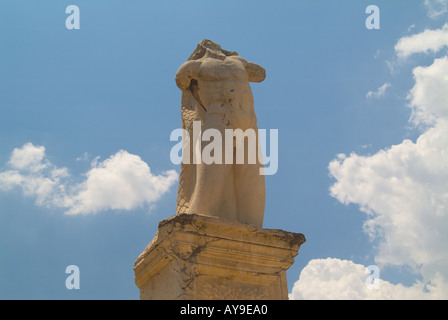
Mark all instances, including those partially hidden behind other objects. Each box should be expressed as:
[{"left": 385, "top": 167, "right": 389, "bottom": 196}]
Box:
[{"left": 134, "top": 213, "right": 305, "bottom": 300}]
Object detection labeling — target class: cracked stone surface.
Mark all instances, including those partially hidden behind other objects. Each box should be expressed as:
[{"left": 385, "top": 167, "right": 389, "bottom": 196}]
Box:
[{"left": 134, "top": 213, "right": 305, "bottom": 300}]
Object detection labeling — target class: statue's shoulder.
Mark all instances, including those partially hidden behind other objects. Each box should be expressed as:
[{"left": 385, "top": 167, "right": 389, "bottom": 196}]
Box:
[
  {"left": 226, "top": 55, "right": 247, "bottom": 65},
  {"left": 175, "top": 60, "right": 202, "bottom": 90}
]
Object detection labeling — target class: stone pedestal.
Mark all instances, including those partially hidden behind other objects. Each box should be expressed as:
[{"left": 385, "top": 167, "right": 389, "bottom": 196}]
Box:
[{"left": 134, "top": 213, "right": 305, "bottom": 300}]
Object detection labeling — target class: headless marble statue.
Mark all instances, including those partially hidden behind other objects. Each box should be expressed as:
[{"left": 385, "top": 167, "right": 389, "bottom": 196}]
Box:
[{"left": 175, "top": 39, "right": 266, "bottom": 228}]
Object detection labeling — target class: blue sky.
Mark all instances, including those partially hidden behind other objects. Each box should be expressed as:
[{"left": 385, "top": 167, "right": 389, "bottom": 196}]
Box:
[{"left": 1, "top": 0, "right": 447, "bottom": 299}]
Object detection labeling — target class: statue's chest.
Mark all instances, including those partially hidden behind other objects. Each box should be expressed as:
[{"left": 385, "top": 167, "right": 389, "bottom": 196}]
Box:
[{"left": 198, "top": 59, "right": 247, "bottom": 81}]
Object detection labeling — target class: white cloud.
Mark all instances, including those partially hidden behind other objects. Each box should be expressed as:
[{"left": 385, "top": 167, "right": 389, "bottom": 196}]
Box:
[
  {"left": 366, "top": 82, "right": 391, "bottom": 99},
  {"left": 66, "top": 150, "right": 178, "bottom": 215},
  {"left": 395, "top": 23, "right": 448, "bottom": 59},
  {"left": 8, "top": 142, "right": 49, "bottom": 172},
  {"left": 76, "top": 152, "right": 90, "bottom": 162},
  {"left": 289, "top": 258, "right": 448, "bottom": 300},
  {"left": 291, "top": 23, "right": 448, "bottom": 300},
  {"left": 0, "top": 144, "right": 178, "bottom": 215},
  {"left": 328, "top": 120, "right": 448, "bottom": 280},
  {"left": 407, "top": 56, "right": 448, "bottom": 126},
  {"left": 425, "top": 0, "right": 448, "bottom": 19}
]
